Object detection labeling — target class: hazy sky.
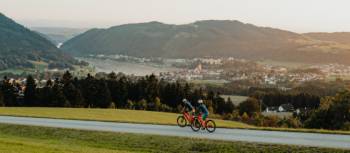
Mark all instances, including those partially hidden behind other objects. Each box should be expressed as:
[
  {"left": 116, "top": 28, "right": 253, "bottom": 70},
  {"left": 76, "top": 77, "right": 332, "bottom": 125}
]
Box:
[{"left": 1, "top": 0, "right": 350, "bottom": 33}]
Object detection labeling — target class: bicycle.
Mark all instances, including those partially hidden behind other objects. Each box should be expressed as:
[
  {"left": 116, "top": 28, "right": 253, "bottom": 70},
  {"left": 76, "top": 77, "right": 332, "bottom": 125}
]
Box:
[
  {"left": 190, "top": 113, "right": 216, "bottom": 133},
  {"left": 177, "top": 111, "right": 195, "bottom": 127}
]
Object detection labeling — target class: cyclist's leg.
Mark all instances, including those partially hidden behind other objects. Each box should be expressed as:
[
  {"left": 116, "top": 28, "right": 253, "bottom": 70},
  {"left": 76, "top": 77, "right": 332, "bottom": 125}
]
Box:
[{"left": 202, "top": 113, "right": 208, "bottom": 121}]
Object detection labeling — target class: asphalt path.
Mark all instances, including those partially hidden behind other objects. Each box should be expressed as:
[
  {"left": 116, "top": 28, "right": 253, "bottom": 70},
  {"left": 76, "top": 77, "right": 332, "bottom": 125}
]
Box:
[{"left": 0, "top": 116, "right": 349, "bottom": 149}]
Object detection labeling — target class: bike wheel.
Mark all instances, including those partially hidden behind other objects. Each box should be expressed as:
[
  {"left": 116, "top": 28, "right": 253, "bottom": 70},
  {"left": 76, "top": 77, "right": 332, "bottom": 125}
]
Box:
[
  {"left": 191, "top": 118, "right": 201, "bottom": 132},
  {"left": 177, "top": 116, "right": 187, "bottom": 127},
  {"left": 205, "top": 120, "right": 216, "bottom": 133}
]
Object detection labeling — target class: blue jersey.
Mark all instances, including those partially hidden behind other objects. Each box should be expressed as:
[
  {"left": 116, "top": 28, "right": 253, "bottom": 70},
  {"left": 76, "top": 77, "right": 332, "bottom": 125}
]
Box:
[
  {"left": 198, "top": 104, "right": 209, "bottom": 115},
  {"left": 183, "top": 100, "right": 194, "bottom": 111}
]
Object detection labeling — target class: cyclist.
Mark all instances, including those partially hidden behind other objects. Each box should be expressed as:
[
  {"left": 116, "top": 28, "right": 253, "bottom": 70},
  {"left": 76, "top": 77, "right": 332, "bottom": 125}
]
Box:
[
  {"left": 197, "top": 99, "right": 209, "bottom": 121},
  {"left": 182, "top": 99, "right": 195, "bottom": 114}
]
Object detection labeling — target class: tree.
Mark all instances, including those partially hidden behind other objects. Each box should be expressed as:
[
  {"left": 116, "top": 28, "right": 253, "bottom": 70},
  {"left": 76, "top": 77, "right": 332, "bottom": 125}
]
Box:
[
  {"left": 62, "top": 71, "right": 73, "bottom": 84},
  {"left": 1, "top": 77, "right": 17, "bottom": 106},
  {"left": 304, "top": 90, "right": 350, "bottom": 130},
  {"left": 24, "top": 75, "right": 36, "bottom": 106},
  {"left": 239, "top": 98, "right": 260, "bottom": 116},
  {"left": 224, "top": 97, "right": 235, "bottom": 114},
  {"left": 107, "top": 72, "right": 117, "bottom": 80},
  {"left": 0, "top": 90, "right": 4, "bottom": 106},
  {"left": 116, "top": 76, "right": 128, "bottom": 107},
  {"left": 95, "top": 79, "right": 112, "bottom": 108},
  {"left": 154, "top": 97, "right": 161, "bottom": 111},
  {"left": 126, "top": 100, "right": 134, "bottom": 109},
  {"left": 63, "top": 83, "right": 84, "bottom": 107},
  {"left": 51, "top": 80, "right": 68, "bottom": 107},
  {"left": 241, "top": 112, "right": 250, "bottom": 122},
  {"left": 214, "top": 96, "right": 226, "bottom": 114},
  {"left": 136, "top": 99, "right": 147, "bottom": 110}
]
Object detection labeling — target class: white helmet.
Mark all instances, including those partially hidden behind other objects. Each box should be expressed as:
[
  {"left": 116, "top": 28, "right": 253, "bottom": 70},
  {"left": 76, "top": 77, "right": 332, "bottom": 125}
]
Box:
[{"left": 198, "top": 99, "right": 203, "bottom": 104}]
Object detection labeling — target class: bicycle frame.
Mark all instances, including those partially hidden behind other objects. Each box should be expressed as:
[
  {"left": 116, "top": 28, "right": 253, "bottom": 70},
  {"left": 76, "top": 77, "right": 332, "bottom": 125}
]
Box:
[
  {"left": 196, "top": 113, "right": 206, "bottom": 128},
  {"left": 183, "top": 111, "right": 194, "bottom": 123}
]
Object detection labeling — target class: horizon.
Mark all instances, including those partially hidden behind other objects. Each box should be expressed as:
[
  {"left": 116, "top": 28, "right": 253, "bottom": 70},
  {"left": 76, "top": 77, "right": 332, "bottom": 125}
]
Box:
[{"left": 1, "top": 0, "right": 350, "bottom": 33}]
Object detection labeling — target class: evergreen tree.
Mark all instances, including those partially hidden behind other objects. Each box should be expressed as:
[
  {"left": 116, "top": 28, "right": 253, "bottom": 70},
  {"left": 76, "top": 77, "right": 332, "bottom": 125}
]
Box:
[
  {"left": 24, "top": 75, "right": 36, "bottom": 106},
  {"left": 239, "top": 98, "right": 260, "bottom": 116},
  {"left": 36, "top": 80, "right": 53, "bottom": 107},
  {"left": 0, "top": 90, "right": 4, "bottom": 106},
  {"left": 95, "top": 79, "right": 112, "bottom": 108},
  {"left": 108, "top": 72, "right": 117, "bottom": 80},
  {"left": 63, "top": 83, "right": 83, "bottom": 107},
  {"left": 107, "top": 73, "right": 119, "bottom": 107},
  {"left": 51, "top": 79, "right": 68, "bottom": 107},
  {"left": 80, "top": 74, "right": 97, "bottom": 107},
  {"left": 116, "top": 76, "right": 128, "bottom": 107},
  {"left": 224, "top": 97, "right": 235, "bottom": 114},
  {"left": 62, "top": 71, "right": 73, "bottom": 84},
  {"left": 214, "top": 95, "right": 226, "bottom": 114},
  {"left": 1, "top": 76, "right": 17, "bottom": 106}
]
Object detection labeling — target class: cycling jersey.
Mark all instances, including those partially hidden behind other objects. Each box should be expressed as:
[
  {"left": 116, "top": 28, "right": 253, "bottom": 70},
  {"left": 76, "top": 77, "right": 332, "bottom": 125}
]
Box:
[
  {"left": 198, "top": 104, "right": 209, "bottom": 120},
  {"left": 183, "top": 100, "right": 194, "bottom": 112}
]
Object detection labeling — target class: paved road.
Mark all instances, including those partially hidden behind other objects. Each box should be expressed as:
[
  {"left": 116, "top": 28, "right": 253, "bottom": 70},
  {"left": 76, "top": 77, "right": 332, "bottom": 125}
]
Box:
[{"left": 0, "top": 116, "right": 349, "bottom": 149}]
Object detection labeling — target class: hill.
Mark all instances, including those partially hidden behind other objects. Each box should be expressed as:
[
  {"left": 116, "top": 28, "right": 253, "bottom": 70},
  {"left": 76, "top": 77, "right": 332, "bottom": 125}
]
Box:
[
  {"left": 0, "top": 13, "right": 78, "bottom": 70},
  {"left": 62, "top": 20, "right": 350, "bottom": 65},
  {"left": 304, "top": 32, "right": 350, "bottom": 46},
  {"left": 31, "top": 27, "right": 88, "bottom": 46}
]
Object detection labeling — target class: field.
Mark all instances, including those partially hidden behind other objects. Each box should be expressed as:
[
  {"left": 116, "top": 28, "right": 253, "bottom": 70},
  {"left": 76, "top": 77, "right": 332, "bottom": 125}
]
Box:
[
  {"left": 0, "top": 124, "right": 348, "bottom": 153},
  {"left": 0, "top": 107, "right": 250, "bottom": 129}
]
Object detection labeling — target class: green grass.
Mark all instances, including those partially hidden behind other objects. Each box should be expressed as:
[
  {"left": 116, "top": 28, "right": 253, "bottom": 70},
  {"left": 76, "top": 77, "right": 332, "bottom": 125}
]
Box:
[
  {"left": 0, "top": 107, "right": 349, "bottom": 135},
  {"left": 0, "top": 124, "right": 348, "bottom": 153},
  {"left": 0, "top": 107, "right": 250, "bottom": 129}
]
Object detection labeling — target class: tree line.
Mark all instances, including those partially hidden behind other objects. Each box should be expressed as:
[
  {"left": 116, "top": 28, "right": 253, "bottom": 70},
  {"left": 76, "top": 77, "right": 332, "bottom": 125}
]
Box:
[
  {"left": 251, "top": 91, "right": 320, "bottom": 110},
  {"left": 1, "top": 71, "right": 349, "bottom": 130},
  {"left": 0, "top": 71, "right": 235, "bottom": 115}
]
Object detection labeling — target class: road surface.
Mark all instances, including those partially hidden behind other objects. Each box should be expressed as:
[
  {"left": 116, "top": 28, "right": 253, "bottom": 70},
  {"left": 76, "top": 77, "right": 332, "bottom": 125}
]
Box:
[{"left": 0, "top": 116, "right": 349, "bottom": 149}]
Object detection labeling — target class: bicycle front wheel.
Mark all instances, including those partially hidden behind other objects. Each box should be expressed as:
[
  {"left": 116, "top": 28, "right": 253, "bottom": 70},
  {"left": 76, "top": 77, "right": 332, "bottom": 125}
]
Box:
[
  {"left": 205, "top": 120, "right": 216, "bottom": 133},
  {"left": 177, "top": 116, "right": 187, "bottom": 127}
]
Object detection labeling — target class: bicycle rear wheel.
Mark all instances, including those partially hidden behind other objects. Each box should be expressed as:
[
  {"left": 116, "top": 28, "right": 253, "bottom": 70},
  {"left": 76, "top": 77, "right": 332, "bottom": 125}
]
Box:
[
  {"left": 191, "top": 118, "right": 201, "bottom": 132},
  {"left": 177, "top": 116, "right": 187, "bottom": 127},
  {"left": 205, "top": 120, "right": 216, "bottom": 133}
]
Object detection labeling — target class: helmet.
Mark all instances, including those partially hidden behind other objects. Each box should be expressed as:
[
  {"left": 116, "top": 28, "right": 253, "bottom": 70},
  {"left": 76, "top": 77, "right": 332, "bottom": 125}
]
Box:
[
  {"left": 198, "top": 99, "right": 203, "bottom": 104},
  {"left": 182, "top": 99, "right": 187, "bottom": 103}
]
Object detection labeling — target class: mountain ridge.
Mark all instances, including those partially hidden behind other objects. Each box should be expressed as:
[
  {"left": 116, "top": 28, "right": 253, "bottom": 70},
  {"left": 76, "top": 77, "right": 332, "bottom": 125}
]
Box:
[{"left": 61, "top": 20, "right": 350, "bottom": 65}]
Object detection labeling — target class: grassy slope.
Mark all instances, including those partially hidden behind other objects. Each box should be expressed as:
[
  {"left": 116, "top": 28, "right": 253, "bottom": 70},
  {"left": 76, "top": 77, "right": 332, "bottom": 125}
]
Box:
[
  {"left": 0, "top": 107, "right": 250, "bottom": 128},
  {"left": 0, "top": 107, "right": 349, "bottom": 135},
  {"left": 0, "top": 124, "right": 348, "bottom": 153}
]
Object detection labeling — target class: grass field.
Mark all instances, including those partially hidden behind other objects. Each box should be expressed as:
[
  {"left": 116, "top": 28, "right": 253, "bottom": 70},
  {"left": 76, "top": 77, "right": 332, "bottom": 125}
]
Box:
[
  {"left": 0, "top": 107, "right": 349, "bottom": 135},
  {"left": 0, "top": 124, "right": 348, "bottom": 153},
  {"left": 0, "top": 107, "right": 251, "bottom": 129}
]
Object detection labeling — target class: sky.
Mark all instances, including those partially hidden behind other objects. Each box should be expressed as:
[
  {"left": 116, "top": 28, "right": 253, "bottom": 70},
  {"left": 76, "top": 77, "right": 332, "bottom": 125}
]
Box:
[{"left": 1, "top": 0, "right": 350, "bottom": 33}]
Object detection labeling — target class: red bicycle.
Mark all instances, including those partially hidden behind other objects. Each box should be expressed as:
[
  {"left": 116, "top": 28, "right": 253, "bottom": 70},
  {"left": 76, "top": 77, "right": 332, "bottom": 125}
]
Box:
[
  {"left": 190, "top": 113, "right": 216, "bottom": 133},
  {"left": 177, "top": 111, "right": 195, "bottom": 128}
]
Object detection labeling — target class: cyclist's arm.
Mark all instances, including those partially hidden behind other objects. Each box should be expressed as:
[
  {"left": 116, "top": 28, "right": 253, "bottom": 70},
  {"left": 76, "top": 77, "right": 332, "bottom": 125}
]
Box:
[{"left": 181, "top": 104, "right": 185, "bottom": 113}]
